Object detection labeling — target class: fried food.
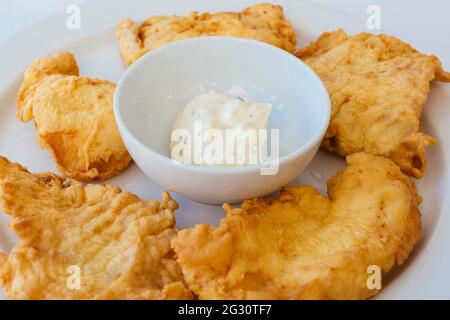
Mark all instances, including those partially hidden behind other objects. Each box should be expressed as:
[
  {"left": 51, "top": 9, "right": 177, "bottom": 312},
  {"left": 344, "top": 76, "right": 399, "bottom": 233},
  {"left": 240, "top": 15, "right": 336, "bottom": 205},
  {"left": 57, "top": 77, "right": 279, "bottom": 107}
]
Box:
[
  {"left": 0, "top": 156, "right": 192, "bottom": 300},
  {"left": 172, "top": 153, "right": 422, "bottom": 300},
  {"left": 17, "top": 52, "right": 131, "bottom": 181},
  {"left": 116, "top": 3, "right": 297, "bottom": 66},
  {"left": 296, "top": 29, "right": 450, "bottom": 178}
]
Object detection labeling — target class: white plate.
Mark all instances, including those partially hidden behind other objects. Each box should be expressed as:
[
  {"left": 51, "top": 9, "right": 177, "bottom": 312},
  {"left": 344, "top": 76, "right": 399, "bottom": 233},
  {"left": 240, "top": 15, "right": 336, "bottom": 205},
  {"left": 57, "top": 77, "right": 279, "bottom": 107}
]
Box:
[{"left": 0, "top": 0, "right": 449, "bottom": 300}]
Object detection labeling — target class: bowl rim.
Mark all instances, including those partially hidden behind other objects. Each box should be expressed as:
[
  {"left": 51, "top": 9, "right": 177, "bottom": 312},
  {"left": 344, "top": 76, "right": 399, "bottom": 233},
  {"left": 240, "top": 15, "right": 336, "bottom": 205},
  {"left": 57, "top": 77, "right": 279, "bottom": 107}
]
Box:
[{"left": 114, "top": 36, "right": 331, "bottom": 175}]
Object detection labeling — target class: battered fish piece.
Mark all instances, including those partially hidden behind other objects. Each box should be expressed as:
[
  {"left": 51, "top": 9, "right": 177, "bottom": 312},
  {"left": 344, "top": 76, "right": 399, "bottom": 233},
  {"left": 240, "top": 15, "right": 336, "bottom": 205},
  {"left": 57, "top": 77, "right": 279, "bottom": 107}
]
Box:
[
  {"left": 173, "top": 153, "right": 422, "bottom": 300},
  {"left": 296, "top": 30, "right": 450, "bottom": 178},
  {"left": 17, "top": 52, "right": 131, "bottom": 181},
  {"left": 0, "top": 156, "right": 192, "bottom": 300},
  {"left": 116, "top": 3, "right": 297, "bottom": 66}
]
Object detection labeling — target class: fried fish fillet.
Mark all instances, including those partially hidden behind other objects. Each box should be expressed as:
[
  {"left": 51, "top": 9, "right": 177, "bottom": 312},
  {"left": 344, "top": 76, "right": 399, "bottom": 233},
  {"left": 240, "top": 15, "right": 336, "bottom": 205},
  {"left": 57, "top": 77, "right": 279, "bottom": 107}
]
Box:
[
  {"left": 17, "top": 52, "right": 131, "bottom": 181},
  {"left": 116, "top": 3, "right": 297, "bottom": 66},
  {"left": 296, "top": 30, "right": 450, "bottom": 178},
  {"left": 172, "top": 153, "right": 422, "bottom": 300},
  {"left": 0, "top": 156, "right": 192, "bottom": 300}
]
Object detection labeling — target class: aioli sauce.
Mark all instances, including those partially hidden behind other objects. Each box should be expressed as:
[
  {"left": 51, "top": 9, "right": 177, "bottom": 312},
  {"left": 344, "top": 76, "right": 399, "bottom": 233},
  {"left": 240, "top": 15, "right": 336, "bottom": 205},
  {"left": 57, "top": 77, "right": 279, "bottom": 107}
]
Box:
[{"left": 170, "top": 92, "right": 272, "bottom": 165}]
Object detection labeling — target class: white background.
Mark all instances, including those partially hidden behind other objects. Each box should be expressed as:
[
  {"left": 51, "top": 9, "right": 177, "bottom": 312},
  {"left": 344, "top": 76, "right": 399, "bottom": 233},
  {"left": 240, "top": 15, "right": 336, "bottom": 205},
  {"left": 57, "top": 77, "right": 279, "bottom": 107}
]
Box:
[{"left": 1, "top": 0, "right": 449, "bottom": 70}]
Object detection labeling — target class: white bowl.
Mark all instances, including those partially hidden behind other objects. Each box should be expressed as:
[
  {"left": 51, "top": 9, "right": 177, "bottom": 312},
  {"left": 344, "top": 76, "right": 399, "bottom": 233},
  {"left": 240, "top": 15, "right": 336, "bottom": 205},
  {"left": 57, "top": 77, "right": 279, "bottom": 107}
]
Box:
[{"left": 114, "top": 37, "right": 330, "bottom": 204}]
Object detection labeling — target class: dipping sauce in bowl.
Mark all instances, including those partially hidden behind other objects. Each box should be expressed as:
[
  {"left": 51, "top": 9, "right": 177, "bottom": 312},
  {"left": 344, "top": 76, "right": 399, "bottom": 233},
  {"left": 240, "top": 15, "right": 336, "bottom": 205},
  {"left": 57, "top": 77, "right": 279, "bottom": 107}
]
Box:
[
  {"left": 114, "top": 36, "right": 330, "bottom": 204},
  {"left": 170, "top": 91, "right": 272, "bottom": 166}
]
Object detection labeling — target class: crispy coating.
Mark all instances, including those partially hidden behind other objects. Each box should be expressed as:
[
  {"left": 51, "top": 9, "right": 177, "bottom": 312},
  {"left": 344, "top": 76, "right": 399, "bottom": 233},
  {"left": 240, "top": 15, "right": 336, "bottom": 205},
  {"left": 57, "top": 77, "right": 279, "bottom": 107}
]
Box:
[
  {"left": 17, "top": 52, "right": 131, "bottom": 181},
  {"left": 0, "top": 156, "right": 192, "bottom": 300},
  {"left": 296, "top": 30, "right": 450, "bottom": 178},
  {"left": 172, "top": 153, "right": 422, "bottom": 300},
  {"left": 116, "top": 3, "right": 297, "bottom": 66}
]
